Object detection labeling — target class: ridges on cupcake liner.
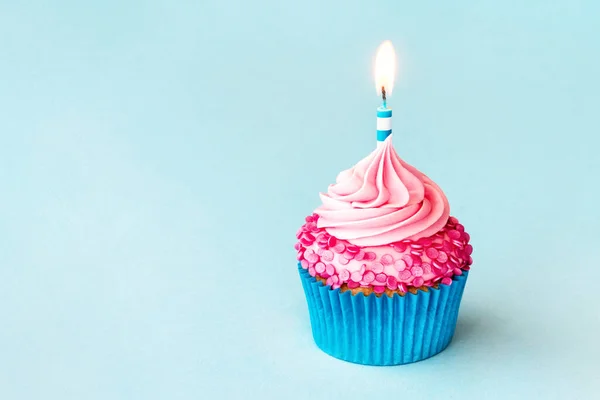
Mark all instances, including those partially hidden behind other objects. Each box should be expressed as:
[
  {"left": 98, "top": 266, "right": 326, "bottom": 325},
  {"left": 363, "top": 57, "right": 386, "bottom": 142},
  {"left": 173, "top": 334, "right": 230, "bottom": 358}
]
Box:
[{"left": 298, "top": 264, "right": 468, "bottom": 366}]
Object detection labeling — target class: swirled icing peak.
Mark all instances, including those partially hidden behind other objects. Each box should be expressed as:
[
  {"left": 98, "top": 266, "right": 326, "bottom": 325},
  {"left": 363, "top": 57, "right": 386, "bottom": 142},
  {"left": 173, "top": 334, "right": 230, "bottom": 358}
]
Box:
[{"left": 315, "top": 135, "right": 450, "bottom": 246}]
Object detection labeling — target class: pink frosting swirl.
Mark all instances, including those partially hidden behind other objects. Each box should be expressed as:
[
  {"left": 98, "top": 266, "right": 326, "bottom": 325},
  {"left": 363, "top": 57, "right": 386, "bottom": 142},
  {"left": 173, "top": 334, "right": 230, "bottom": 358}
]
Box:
[{"left": 315, "top": 135, "right": 450, "bottom": 246}]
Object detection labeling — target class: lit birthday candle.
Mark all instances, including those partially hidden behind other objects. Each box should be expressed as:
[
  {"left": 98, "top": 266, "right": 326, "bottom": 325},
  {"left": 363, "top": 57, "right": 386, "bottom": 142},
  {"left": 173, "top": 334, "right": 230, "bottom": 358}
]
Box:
[{"left": 374, "top": 40, "right": 397, "bottom": 146}]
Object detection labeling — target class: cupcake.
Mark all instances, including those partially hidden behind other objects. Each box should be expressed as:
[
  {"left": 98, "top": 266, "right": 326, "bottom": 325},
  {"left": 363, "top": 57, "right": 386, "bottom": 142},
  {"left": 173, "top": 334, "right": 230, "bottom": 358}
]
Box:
[{"left": 295, "top": 134, "right": 473, "bottom": 365}]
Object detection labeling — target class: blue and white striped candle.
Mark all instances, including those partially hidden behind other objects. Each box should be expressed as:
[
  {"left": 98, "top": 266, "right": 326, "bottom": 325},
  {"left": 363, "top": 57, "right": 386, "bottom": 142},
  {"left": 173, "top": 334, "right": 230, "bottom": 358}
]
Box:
[
  {"left": 374, "top": 40, "right": 396, "bottom": 147},
  {"left": 376, "top": 106, "right": 392, "bottom": 145}
]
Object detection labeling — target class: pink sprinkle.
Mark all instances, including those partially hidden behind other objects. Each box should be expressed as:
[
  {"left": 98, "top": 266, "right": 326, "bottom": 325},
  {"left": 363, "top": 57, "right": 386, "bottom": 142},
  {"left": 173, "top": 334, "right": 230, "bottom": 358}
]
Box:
[
  {"left": 449, "top": 217, "right": 458, "bottom": 225},
  {"left": 410, "top": 243, "right": 423, "bottom": 250},
  {"left": 447, "top": 260, "right": 458, "bottom": 271},
  {"left": 432, "top": 242, "right": 444, "bottom": 250},
  {"left": 342, "top": 251, "right": 355, "bottom": 260},
  {"left": 463, "top": 232, "right": 471, "bottom": 242},
  {"left": 468, "top": 256, "right": 473, "bottom": 265},
  {"left": 339, "top": 269, "right": 350, "bottom": 282},
  {"left": 304, "top": 232, "right": 315, "bottom": 242},
  {"left": 422, "top": 262, "right": 432, "bottom": 274},
  {"left": 316, "top": 248, "right": 324, "bottom": 256},
  {"left": 364, "top": 251, "right": 377, "bottom": 261},
  {"left": 425, "top": 247, "right": 439, "bottom": 260},
  {"left": 386, "top": 276, "right": 398, "bottom": 289},
  {"left": 448, "top": 230, "right": 461, "bottom": 240},
  {"left": 456, "top": 224, "right": 465, "bottom": 232},
  {"left": 326, "top": 277, "right": 333, "bottom": 286},
  {"left": 338, "top": 257, "right": 349, "bottom": 265},
  {"left": 370, "top": 262, "right": 384, "bottom": 274},
  {"left": 399, "top": 270, "right": 412, "bottom": 281},
  {"left": 394, "top": 259, "right": 407, "bottom": 271},
  {"left": 363, "top": 271, "right": 375, "bottom": 283},
  {"left": 321, "top": 250, "right": 334, "bottom": 262},
  {"left": 381, "top": 254, "right": 394, "bottom": 266},
  {"left": 308, "top": 222, "right": 319, "bottom": 232},
  {"left": 350, "top": 271, "right": 363, "bottom": 282},
  {"left": 299, "top": 237, "right": 312, "bottom": 246},
  {"left": 327, "top": 236, "right": 337, "bottom": 248},
  {"left": 296, "top": 250, "right": 304, "bottom": 260},
  {"left": 398, "top": 282, "right": 408, "bottom": 293},
  {"left": 410, "top": 250, "right": 423, "bottom": 256},
  {"left": 316, "top": 234, "right": 328, "bottom": 244},
  {"left": 441, "top": 277, "right": 453, "bottom": 286},
  {"left": 315, "top": 262, "right": 326, "bottom": 274},
  {"left": 413, "top": 277, "right": 424, "bottom": 287},
  {"left": 401, "top": 254, "right": 413, "bottom": 268},
  {"left": 418, "top": 237, "right": 433, "bottom": 246},
  {"left": 452, "top": 239, "right": 464, "bottom": 249},
  {"left": 300, "top": 260, "right": 309, "bottom": 269},
  {"left": 333, "top": 243, "right": 346, "bottom": 254},
  {"left": 450, "top": 255, "right": 460, "bottom": 265},
  {"left": 346, "top": 245, "right": 359, "bottom": 254},
  {"left": 453, "top": 268, "right": 463, "bottom": 276},
  {"left": 308, "top": 266, "right": 316, "bottom": 277},
  {"left": 294, "top": 242, "right": 301, "bottom": 251},
  {"left": 411, "top": 254, "right": 422, "bottom": 267},
  {"left": 355, "top": 250, "right": 365, "bottom": 261},
  {"left": 373, "top": 286, "right": 386, "bottom": 294},
  {"left": 443, "top": 241, "right": 453, "bottom": 252},
  {"left": 465, "top": 244, "right": 473, "bottom": 256},
  {"left": 392, "top": 242, "right": 407, "bottom": 252},
  {"left": 332, "top": 283, "right": 341, "bottom": 290},
  {"left": 463, "top": 266, "right": 471, "bottom": 271},
  {"left": 305, "top": 215, "right": 314, "bottom": 223},
  {"left": 437, "top": 251, "right": 449, "bottom": 263},
  {"left": 296, "top": 228, "right": 303, "bottom": 239},
  {"left": 359, "top": 264, "right": 366, "bottom": 274},
  {"left": 306, "top": 253, "right": 319, "bottom": 264},
  {"left": 348, "top": 281, "right": 360, "bottom": 289},
  {"left": 375, "top": 273, "right": 387, "bottom": 283},
  {"left": 411, "top": 266, "right": 424, "bottom": 277}
]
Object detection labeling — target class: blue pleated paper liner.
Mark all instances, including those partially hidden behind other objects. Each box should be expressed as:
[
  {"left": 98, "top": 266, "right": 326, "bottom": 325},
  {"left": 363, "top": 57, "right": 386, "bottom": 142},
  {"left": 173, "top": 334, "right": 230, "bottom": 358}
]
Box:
[{"left": 298, "top": 264, "right": 468, "bottom": 365}]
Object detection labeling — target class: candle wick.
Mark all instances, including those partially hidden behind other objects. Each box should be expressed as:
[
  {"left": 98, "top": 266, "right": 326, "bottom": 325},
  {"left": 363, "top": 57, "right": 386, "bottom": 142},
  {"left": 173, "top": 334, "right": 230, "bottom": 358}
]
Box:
[{"left": 381, "top": 86, "right": 387, "bottom": 109}]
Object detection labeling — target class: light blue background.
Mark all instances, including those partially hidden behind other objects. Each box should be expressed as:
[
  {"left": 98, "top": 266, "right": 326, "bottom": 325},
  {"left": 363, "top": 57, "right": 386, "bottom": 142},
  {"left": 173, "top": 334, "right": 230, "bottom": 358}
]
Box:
[{"left": 1, "top": 1, "right": 599, "bottom": 399}]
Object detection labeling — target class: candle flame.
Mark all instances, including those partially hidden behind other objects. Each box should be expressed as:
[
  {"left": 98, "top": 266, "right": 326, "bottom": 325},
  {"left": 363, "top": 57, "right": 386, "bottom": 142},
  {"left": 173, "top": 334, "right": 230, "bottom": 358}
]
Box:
[{"left": 375, "top": 40, "right": 396, "bottom": 97}]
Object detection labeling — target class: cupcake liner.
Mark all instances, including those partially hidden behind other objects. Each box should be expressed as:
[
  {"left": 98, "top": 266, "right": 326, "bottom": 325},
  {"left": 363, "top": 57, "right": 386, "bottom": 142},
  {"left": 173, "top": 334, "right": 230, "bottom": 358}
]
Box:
[{"left": 298, "top": 264, "right": 468, "bottom": 365}]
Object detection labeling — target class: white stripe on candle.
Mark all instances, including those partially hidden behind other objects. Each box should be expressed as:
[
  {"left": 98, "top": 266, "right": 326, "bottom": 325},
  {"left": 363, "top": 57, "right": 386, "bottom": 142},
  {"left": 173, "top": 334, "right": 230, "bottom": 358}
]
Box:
[{"left": 377, "top": 117, "right": 392, "bottom": 131}]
